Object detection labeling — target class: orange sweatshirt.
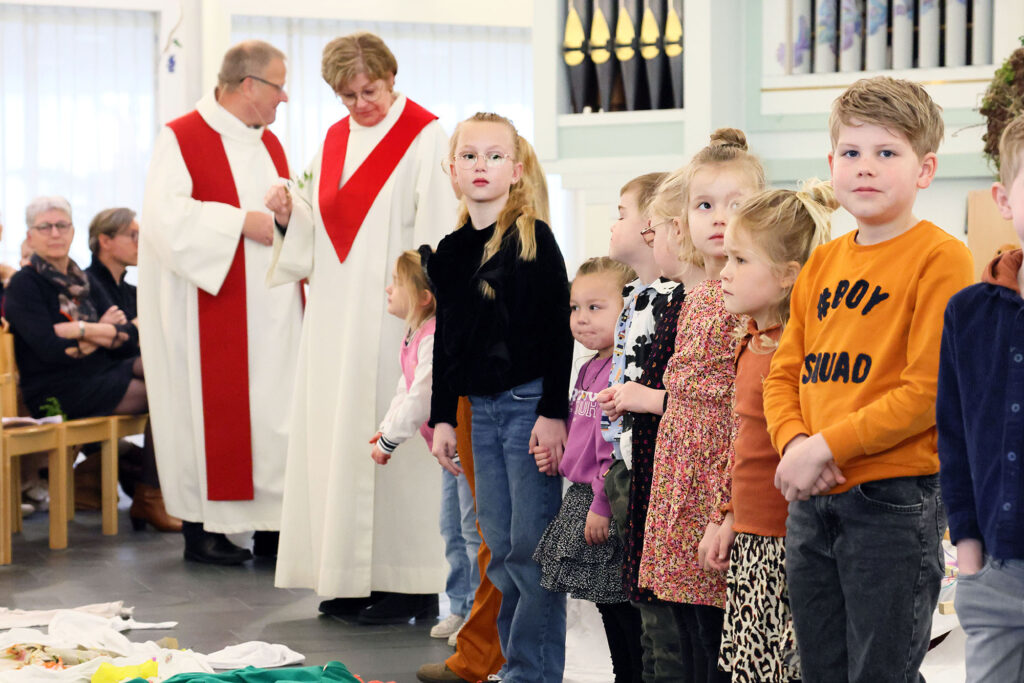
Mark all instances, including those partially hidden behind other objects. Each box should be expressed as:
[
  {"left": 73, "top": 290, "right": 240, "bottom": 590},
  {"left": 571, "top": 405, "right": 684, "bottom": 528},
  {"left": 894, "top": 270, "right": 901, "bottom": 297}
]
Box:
[{"left": 763, "top": 220, "right": 974, "bottom": 493}]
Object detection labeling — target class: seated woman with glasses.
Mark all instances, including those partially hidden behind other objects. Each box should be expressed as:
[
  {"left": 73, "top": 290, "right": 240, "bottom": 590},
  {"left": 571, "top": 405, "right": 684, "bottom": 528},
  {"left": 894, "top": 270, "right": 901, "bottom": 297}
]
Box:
[
  {"left": 85, "top": 208, "right": 140, "bottom": 356},
  {"left": 3, "top": 196, "right": 180, "bottom": 532}
]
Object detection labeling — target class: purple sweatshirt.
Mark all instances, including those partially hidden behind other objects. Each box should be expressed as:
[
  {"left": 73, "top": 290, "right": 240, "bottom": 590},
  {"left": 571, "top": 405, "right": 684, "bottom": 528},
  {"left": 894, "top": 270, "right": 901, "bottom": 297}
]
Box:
[{"left": 559, "top": 355, "right": 615, "bottom": 517}]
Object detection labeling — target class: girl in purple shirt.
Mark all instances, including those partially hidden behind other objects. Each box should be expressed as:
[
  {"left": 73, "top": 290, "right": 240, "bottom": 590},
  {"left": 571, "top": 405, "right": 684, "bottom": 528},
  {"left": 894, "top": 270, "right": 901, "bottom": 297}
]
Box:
[{"left": 533, "top": 256, "right": 641, "bottom": 683}]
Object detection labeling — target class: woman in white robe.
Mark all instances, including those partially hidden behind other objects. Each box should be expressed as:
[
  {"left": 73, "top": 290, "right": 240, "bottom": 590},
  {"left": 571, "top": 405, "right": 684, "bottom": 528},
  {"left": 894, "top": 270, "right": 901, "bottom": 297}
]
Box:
[{"left": 267, "top": 32, "right": 455, "bottom": 620}]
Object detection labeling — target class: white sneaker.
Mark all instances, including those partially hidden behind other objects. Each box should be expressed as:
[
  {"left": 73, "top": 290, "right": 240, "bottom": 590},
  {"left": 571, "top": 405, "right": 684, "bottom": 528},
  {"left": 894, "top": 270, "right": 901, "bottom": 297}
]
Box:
[
  {"left": 486, "top": 675, "right": 503, "bottom": 682},
  {"left": 446, "top": 620, "right": 464, "bottom": 647},
  {"left": 430, "top": 613, "right": 465, "bottom": 639}
]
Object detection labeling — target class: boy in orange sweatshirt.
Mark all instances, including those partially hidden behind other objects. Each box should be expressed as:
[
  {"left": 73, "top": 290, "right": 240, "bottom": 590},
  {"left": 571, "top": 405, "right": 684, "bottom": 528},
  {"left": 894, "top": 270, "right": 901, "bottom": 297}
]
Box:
[{"left": 762, "top": 76, "right": 974, "bottom": 682}]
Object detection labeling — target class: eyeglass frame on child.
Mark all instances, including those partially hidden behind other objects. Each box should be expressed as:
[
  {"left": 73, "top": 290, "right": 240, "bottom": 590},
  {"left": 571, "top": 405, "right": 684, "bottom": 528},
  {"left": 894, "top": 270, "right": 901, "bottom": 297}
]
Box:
[
  {"left": 640, "top": 219, "right": 671, "bottom": 245},
  {"left": 32, "top": 221, "right": 73, "bottom": 234},
  {"left": 453, "top": 152, "right": 514, "bottom": 170}
]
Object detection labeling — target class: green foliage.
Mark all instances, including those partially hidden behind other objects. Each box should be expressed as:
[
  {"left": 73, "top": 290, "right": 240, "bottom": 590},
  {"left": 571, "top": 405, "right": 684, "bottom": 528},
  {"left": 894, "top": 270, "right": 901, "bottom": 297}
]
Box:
[{"left": 38, "top": 397, "right": 66, "bottom": 419}]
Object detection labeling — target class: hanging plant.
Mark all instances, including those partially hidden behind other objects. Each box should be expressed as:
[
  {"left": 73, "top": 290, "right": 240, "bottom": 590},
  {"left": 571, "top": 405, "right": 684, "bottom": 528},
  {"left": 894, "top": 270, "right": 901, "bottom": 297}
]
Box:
[{"left": 980, "top": 37, "right": 1024, "bottom": 174}]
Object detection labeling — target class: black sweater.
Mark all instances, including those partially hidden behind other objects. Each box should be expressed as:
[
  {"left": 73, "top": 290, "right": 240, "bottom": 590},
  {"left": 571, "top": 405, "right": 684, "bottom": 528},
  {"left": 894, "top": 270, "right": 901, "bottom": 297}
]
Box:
[
  {"left": 428, "top": 218, "right": 572, "bottom": 427},
  {"left": 86, "top": 257, "right": 140, "bottom": 358}
]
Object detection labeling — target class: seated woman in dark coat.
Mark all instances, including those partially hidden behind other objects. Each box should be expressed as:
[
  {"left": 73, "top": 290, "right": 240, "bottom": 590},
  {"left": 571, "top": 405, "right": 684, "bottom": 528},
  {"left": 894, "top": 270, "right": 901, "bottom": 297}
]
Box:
[{"left": 4, "top": 196, "right": 179, "bottom": 532}]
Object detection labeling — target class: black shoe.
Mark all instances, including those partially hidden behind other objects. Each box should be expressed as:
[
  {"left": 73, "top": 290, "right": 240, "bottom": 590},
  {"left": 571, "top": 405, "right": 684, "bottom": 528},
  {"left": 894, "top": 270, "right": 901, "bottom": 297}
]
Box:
[
  {"left": 318, "top": 592, "right": 386, "bottom": 617},
  {"left": 182, "top": 522, "right": 252, "bottom": 565},
  {"left": 252, "top": 531, "right": 279, "bottom": 557},
  {"left": 357, "top": 593, "right": 439, "bottom": 625}
]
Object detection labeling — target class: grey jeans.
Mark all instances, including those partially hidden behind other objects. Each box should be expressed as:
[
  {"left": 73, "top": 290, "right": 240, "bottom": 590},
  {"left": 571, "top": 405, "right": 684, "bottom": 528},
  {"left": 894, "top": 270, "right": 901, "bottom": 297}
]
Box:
[
  {"left": 785, "top": 474, "right": 945, "bottom": 683},
  {"left": 955, "top": 556, "right": 1024, "bottom": 683}
]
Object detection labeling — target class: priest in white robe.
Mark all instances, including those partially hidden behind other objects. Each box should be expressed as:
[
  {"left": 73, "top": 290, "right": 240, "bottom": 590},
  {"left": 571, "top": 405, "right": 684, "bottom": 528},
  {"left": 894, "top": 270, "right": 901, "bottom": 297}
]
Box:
[
  {"left": 266, "top": 32, "right": 455, "bottom": 623},
  {"left": 138, "top": 41, "right": 303, "bottom": 565}
]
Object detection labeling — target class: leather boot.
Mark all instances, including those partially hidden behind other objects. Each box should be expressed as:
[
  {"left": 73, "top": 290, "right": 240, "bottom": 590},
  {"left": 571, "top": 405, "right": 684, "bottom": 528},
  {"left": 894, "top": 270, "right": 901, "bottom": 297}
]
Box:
[
  {"left": 129, "top": 483, "right": 183, "bottom": 532},
  {"left": 182, "top": 521, "right": 252, "bottom": 565}
]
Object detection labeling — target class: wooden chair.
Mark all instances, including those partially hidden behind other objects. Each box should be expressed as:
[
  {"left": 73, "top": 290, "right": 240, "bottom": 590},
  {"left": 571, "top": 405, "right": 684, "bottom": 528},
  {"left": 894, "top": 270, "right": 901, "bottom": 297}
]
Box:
[{"left": 0, "top": 320, "right": 142, "bottom": 562}]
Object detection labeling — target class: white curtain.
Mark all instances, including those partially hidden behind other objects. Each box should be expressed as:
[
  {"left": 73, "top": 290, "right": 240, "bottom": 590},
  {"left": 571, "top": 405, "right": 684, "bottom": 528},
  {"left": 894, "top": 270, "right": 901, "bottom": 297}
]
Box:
[
  {"left": 231, "top": 15, "right": 534, "bottom": 176},
  {"left": 0, "top": 5, "right": 158, "bottom": 270}
]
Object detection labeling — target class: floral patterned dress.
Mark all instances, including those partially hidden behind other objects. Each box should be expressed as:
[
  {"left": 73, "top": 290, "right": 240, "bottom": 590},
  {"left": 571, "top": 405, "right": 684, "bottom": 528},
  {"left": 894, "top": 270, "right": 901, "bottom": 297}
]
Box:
[
  {"left": 623, "top": 290, "right": 685, "bottom": 602},
  {"left": 638, "top": 279, "right": 740, "bottom": 607}
]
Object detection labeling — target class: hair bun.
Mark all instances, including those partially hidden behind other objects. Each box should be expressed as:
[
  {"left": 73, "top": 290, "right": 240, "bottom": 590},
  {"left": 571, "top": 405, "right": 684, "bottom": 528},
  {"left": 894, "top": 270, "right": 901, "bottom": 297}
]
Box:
[
  {"left": 709, "top": 127, "right": 748, "bottom": 151},
  {"left": 798, "top": 178, "right": 840, "bottom": 212}
]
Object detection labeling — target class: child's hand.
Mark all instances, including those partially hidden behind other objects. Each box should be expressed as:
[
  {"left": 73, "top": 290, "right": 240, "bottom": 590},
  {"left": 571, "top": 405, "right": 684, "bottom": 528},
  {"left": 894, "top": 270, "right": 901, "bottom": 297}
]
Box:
[
  {"left": 532, "top": 446, "right": 557, "bottom": 475},
  {"left": 697, "top": 521, "right": 722, "bottom": 571},
  {"left": 431, "top": 423, "right": 463, "bottom": 476},
  {"left": 597, "top": 386, "right": 623, "bottom": 421},
  {"left": 584, "top": 510, "right": 610, "bottom": 546},
  {"left": 368, "top": 432, "right": 382, "bottom": 445},
  {"left": 706, "top": 513, "right": 736, "bottom": 572},
  {"left": 956, "top": 538, "right": 984, "bottom": 575},
  {"left": 530, "top": 416, "right": 567, "bottom": 473},
  {"left": 810, "top": 460, "right": 846, "bottom": 495},
  {"left": 613, "top": 382, "right": 665, "bottom": 416},
  {"left": 370, "top": 443, "right": 391, "bottom": 466},
  {"left": 775, "top": 433, "right": 835, "bottom": 501}
]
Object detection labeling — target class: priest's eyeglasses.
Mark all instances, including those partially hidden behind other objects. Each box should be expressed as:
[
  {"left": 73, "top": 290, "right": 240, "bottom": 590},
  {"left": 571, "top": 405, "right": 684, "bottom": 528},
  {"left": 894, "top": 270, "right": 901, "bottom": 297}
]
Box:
[
  {"left": 243, "top": 75, "right": 286, "bottom": 94},
  {"left": 31, "top": 221, "right": 73, "bottom": 235},
  {"left": 454, "top": 152, "right": 513, "bottom": 170}
]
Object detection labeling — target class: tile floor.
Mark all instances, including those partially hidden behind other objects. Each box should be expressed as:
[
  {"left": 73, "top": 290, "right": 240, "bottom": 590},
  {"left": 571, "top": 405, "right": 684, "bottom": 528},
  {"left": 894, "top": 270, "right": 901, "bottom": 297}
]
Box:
[{"left": 1, "top": 508, "right": 455, "bottom": 682}]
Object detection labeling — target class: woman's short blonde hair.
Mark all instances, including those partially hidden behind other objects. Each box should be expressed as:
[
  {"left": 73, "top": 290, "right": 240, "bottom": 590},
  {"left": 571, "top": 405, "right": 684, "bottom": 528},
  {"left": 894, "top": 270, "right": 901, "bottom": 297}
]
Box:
[{"left": 322, "top": 32, "right": 398, "bottom": 94}]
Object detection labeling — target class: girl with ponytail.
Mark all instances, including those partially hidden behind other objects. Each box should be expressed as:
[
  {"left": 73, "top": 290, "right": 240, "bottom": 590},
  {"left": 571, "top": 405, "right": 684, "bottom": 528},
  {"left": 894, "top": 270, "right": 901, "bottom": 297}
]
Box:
[{"left": 709, "top": 179, "right": 836, "bottom": 682}]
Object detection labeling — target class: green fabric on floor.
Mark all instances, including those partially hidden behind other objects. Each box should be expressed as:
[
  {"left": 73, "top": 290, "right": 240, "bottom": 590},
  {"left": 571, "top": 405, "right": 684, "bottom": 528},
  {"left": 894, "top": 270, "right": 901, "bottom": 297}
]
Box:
[{"left": 155, "top": 661, "right": 359, "bottom": 682}]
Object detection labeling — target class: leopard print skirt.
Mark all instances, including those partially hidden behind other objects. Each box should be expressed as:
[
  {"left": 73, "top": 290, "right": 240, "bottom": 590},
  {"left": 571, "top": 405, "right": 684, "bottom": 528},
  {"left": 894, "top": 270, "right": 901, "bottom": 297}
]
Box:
[{"left": 718, "top": 533, "right": 801, "bottom": 682}]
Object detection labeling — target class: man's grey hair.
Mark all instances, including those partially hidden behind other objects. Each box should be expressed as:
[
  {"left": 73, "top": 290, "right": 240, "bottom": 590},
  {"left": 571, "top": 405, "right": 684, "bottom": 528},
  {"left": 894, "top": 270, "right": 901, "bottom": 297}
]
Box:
[
  {"left": 26, "top": 196, "right": 72, "bottom": 228},
  {"left": 217, "top": 40, "right": 286, "bottom": 92}
]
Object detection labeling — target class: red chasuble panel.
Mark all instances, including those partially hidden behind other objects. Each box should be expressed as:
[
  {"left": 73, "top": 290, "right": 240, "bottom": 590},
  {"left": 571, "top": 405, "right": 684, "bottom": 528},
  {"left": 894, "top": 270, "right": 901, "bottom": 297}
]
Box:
[
  {"left": 318, "top": 99, "right": 437, "bottom": 263},
  {"left": 167, "top": 111, "right": 289, "bottom": 501}
]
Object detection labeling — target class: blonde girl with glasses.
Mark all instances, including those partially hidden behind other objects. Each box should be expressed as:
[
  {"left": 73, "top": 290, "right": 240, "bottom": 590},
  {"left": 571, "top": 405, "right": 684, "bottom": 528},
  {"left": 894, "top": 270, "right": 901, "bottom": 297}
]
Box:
[{"left": 426, "top": 113, "right": 572, "bottom": 683}]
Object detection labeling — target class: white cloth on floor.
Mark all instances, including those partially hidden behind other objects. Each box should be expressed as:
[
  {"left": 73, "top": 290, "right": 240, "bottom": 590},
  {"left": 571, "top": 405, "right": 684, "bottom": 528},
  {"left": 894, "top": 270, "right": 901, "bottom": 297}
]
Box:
[
  {"left": 0, "top": 603, "right": 130, "bottom": 630},
  {"left": 205, "top": 641, "right": 304, "bottom": 669},
  {"left": 0, "top": 611, "right": 304, "bottom": 681}
]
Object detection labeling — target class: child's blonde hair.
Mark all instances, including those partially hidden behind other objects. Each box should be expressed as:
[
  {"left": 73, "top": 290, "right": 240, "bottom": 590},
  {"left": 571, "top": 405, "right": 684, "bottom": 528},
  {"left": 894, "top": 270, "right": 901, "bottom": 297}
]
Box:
[
  {"left": 394, "top": 249, "right": 435, "bottom": 329},
  {"left": 650, "top": 128, "right": 766, "bottom": 266},
  {"left": 449, "top": 113, "right": 544, "bottom": 298},
  {"left": 829, "top": 76, "right": 944, "bottom": 158},
  {"left": 574, "top": 256, "right": 637, "bottom": 290},
  {"left": 621, "top": 172, "right": 668, "bottom": 217},
  {"left": 998, "top": 115, "right": 1024, "bottom": 186},
  {"left": 731, "top": 179, "right": 837, "bottom": 325}
]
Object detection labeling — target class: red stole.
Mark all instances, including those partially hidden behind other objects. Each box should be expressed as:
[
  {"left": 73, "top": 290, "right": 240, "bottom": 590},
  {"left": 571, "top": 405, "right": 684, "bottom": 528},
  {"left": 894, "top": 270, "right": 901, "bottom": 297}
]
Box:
[
  {"left": 318, "top": 98, "right": 437, "bottom": 263},
  {"left": 167, "top": 110, "right": 289, "bottom": 501}
]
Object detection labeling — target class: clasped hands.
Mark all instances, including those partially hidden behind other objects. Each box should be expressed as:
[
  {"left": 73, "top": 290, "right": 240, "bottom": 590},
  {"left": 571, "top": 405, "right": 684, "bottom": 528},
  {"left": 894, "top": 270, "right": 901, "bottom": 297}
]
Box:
[{"left": 774, "top": 433, "right": 846, "bottom": 501}]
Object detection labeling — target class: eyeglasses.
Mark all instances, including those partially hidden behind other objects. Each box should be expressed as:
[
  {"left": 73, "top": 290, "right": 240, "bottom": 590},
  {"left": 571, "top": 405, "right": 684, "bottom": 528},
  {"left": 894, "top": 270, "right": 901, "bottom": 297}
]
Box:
[
  {"left": 116, "top": 229, "right": 139, "bottom": 243},
  {"left": 32, "top": 221, "right": 72, "bottom": 235},
  {"left": 640, "top": 220, "right": 670, "bottom": 245},
  {"left": 243, "top": 75, "right": 286, "bottom": 94},
  {"left": 339, "top": 81, "right": 388, "bottom": 106},
  {"left": 453, "top": 152, "right": 513, "bottom": 170}
]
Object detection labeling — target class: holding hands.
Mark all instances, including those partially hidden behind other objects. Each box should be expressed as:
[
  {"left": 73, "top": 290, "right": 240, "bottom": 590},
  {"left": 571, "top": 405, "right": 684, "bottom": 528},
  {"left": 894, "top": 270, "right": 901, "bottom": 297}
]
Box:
[
  {"left": 431, "top": 422, "right": 463, "bottom": 476},
  {"left": 598, "top": 381, "right": 666, "bottom": 421},
  {"left": 530, "top": 416, "right": 567, "bottom": 477},
  {"left": 774, "top": 433, "right": 846, "bottom": 501},
  {"left": 705, "top": 513, "right": 736, "bottom": 572}
]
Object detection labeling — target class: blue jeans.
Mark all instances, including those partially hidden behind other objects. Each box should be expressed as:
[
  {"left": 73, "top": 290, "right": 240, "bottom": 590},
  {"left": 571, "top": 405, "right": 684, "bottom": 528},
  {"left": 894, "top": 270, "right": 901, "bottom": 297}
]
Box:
[
  {"left": 470, "top": 378, "right": 567, "bottom": 683},
  {"left": 955, "top": 556, "right": 1024, "bottom": 682},
  {"left": 440, "top": 467, "right": 481, "bottom": 616},
  {"left": 786, "top": 474, "right": 945, "bottom": 683}
]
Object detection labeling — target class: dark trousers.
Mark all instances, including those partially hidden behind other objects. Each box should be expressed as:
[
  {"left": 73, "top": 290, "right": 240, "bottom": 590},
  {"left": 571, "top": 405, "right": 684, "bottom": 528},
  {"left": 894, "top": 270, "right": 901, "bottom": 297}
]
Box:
[
  {"left": 597, "top": 601, "right": 644, "bottom": 683},
  {"left": 674, "top": 603, "right": 731, "bottom": 683},
  {"left": 785, "top": 475, "right": 945, "bottom": 683}
]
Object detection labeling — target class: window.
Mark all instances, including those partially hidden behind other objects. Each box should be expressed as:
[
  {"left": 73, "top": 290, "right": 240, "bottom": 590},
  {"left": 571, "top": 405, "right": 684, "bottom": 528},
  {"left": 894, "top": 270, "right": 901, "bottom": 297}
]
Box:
[{"left": 0, "top": 4, "right": 158, "bottom": 268}]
